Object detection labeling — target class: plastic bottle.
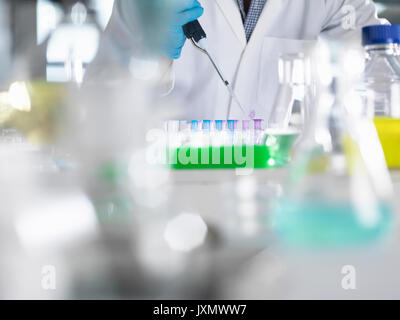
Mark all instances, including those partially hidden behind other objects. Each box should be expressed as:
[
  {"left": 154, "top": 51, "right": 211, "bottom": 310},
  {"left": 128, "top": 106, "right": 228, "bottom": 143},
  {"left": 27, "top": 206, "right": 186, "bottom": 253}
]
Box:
[{"left": 361, "top": 25, "right": 400, "bottom": 168}]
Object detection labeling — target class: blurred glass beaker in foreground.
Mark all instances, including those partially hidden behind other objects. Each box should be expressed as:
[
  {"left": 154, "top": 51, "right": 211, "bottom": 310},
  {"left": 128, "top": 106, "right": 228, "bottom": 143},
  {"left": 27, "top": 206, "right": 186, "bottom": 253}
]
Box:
[{"left": 0, "top": 0, "right": 101, "bottom": 148}]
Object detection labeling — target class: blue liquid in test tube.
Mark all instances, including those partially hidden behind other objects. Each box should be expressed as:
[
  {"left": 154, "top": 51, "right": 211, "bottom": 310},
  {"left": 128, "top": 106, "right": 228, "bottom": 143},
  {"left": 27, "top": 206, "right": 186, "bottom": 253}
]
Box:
[
  {"left": 227, "top": 120, "right": 238, "bottom": 132},
  {"left": 191, "top": 120, "right": 200, "bottom": 131},
  {"left": 215, "top": 120, "right": 223, "bottom": 131},
  {"left": 203, "top": 120, "right": 211, "bottom": 132}
]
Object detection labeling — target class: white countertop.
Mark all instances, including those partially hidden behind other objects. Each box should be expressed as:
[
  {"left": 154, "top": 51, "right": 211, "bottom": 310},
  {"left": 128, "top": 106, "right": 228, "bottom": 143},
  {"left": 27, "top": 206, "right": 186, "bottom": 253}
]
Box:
[{"left": 166, "top": 168, "right": 400, "bottom": 299}]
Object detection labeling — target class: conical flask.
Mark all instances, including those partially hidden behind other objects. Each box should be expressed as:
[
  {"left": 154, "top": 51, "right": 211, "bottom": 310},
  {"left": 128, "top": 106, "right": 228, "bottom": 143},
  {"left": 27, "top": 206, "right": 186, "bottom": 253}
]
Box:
[
  {"left": 272, "top": 42, "right": 395, "bottom": 249},
  {"left": 268, "top": 53, "right": 312, "bottom": 132},
  {"left": 261, "top": 53, "right": 313, "bottom": 168}
]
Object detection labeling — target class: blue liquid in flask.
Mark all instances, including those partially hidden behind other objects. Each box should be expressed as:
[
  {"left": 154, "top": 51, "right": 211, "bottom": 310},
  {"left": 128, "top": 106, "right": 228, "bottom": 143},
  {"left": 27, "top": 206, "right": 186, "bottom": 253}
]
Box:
[{"left": 274, "top": 199, "right": 393, "bottom": 248}]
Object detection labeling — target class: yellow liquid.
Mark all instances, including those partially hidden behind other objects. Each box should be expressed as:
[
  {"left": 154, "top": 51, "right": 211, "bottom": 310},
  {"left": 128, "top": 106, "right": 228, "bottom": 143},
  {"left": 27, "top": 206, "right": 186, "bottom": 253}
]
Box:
[
  {"left": 0, "top": 81, "right": 67, "bottom": 145},
  {"left": 374, "top": 117, "right": 400, "bottom": 168}
]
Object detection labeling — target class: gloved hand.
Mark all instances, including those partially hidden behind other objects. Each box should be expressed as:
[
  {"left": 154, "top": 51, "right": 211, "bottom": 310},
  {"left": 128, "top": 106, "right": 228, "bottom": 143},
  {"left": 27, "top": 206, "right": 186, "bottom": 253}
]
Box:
[{"left": 162, "top": 0, "right": 204, "bottom": 59}]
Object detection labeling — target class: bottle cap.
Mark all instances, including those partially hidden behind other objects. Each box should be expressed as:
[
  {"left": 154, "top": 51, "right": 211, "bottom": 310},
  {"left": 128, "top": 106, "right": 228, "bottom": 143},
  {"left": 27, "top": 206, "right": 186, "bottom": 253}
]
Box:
[{"left": 362, "top": 25, "right": 400, "bottom": 46}]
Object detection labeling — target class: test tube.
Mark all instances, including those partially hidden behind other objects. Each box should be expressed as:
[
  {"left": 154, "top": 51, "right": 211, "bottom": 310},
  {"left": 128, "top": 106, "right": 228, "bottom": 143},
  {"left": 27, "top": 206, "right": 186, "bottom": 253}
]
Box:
[
  {"left": 202, "top": 120, "right": 211, "bottom": 147},
  {"left": 222, "top": 120, "right": 228, "bottom": 131},
  {"left": 212, "top": 120, "right": 225, "bottom": 146},
  {"left": 179, "top": 120, "right": 188, "bottom": 131},
  {"left": 253, "top": 119, "right": 263, "bottom": 130},
  {"left": 242, "top": 120, "right": 250, "bottom": 131},
  {"left": 191, "top": 120, "right": 200, "bottom": 131},
  {"left": 242, "top": 120, "right": 251, "bottom": 145},
  {"left": 202, "top": 120, "right": 211, "bottom": 132},
  {"left": 228, "top": 120, "right": 241, "bottom": 145},
  {"left": 166, "top": 120, "right": 180, "bottom": 132},
  {"left": 191, "top": 120, "right": 202, "bottom": 147},
  {"left": 224, "top": 120, "right": 234, "bottom": 145},
  {"left": 165, "top": 120, "right": 180, "bottom": 148},
  {"left": 177, "top": 120, "right": 189, "bottom": 147},
  {"left": 253, "top": 119, "right": 264, "bottom": 145},
  {"left": 227, "top": 120, "right": 238, "bottom": 132},
  {"left": 215, "top": 120, "right": 224, "bottom": 131}
]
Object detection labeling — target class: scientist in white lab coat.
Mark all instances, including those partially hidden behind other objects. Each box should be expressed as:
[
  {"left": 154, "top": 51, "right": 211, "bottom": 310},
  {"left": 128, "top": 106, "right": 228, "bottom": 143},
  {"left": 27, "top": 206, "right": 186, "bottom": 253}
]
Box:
[{"left": 97, "top": 0, "right": 385, "bottom": 121}]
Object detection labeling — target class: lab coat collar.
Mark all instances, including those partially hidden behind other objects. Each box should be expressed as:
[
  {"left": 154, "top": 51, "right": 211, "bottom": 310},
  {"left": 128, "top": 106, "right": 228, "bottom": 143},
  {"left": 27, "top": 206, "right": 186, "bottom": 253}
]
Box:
[
  {"left": 214, "top": 0, "right": 247, "bottom": 48},
  {"left": 246, "top": 0, "right": 285, "bottom": 48},
  {"left": 214, "top": 0, "right": 285, "bottom": 50}
]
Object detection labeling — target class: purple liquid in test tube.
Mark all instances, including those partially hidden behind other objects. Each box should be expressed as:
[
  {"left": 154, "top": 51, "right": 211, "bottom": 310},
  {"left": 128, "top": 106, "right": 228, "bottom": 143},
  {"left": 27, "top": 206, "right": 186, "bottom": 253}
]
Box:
[
  {"left": 253, "top": 119, "right": 263, "bottom": 130},
  {"left": 241, "top": 120, "right": 251, "bottom": 145},
  {"left": 242, "top": 120, "right": 250, "bottom": 131},
  {"left": 253, "top": 119, "right": 264, "bottom": 145}
]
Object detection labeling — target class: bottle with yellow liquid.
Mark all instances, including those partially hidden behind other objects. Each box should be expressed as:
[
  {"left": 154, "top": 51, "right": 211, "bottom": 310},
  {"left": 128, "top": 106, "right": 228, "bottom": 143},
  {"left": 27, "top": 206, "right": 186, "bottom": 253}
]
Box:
[{"left": 362, "top": 25, "right": 400, "bottom": 168}]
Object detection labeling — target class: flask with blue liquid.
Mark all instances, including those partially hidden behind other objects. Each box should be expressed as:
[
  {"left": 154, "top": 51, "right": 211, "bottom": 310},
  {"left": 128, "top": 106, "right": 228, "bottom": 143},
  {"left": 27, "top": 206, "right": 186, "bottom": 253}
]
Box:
[{"left": 273, "top": 40, "right": 395, "bottom": 249}]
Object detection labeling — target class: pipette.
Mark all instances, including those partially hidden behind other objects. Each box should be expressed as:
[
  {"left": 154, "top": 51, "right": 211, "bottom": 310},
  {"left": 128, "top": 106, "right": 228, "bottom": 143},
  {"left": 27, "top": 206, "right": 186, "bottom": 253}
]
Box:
[{"left": 182, "top": 20, "right": 249, "bottom": 118}]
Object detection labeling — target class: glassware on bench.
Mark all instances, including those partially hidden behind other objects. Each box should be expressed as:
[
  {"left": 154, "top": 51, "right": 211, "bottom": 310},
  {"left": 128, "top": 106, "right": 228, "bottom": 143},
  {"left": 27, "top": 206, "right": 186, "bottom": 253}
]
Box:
[{"left": 272, "top": 41, "right": 395, "bottom": 249}]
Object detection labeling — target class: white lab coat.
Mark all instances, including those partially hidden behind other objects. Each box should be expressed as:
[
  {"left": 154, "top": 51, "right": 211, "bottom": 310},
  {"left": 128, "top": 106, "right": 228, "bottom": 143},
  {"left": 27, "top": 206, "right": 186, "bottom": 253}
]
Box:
[{"left": 96, "top": 0, "right": 385, "bottom": 120}]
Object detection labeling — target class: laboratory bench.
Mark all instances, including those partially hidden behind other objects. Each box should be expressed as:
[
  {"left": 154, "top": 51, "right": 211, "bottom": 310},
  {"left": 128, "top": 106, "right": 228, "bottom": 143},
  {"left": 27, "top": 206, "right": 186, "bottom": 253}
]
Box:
[
  {"left": 3, "top": 146, "right": 400, "bottom": 299},
  {"left": 162, "top": 168, "right": 400, "bottom": 299}
]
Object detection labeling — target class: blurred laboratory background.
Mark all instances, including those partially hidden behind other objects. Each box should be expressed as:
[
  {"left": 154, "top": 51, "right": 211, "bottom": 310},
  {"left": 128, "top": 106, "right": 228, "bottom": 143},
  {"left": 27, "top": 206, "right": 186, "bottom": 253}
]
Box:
[
  {"left": 1, "top": 0, "right": 400, "bottom": 300},
  {"left": 2, "top": 0, "right": 399, "bottom": 83}
]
